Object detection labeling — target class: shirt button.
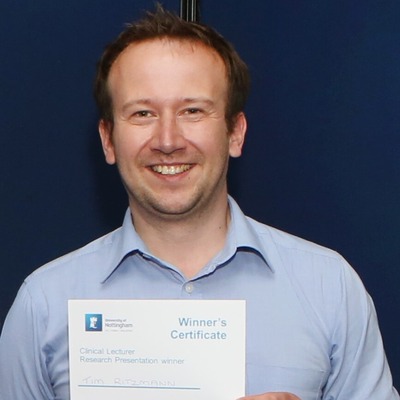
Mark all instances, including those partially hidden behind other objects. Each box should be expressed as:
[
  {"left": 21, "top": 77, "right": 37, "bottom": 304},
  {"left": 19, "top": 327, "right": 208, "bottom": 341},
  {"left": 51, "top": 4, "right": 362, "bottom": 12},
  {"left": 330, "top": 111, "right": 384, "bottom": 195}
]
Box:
[{"left": 184, "top": 282, "right": 194, "bottom": 293}]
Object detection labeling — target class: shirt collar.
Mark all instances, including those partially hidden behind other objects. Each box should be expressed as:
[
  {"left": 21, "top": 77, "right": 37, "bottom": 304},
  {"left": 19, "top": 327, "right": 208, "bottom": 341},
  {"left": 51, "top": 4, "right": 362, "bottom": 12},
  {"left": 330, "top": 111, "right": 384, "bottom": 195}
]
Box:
[
  {"left": 101, "top": 196, "right": 274, "bottom": 282},
  {"left": 226, "top": 196, "right": 275, "bottom": 272},
  {"left": 99, "top": 209, "right": 148, "bottom": 283}
]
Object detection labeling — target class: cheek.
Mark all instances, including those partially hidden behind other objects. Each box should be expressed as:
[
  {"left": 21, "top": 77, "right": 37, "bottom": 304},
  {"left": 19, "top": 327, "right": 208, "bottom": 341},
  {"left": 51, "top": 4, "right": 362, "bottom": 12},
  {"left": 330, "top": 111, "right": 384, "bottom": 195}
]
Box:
[
  {"left": 188, "top": 122, "right": 230, "bottom": 152},
  {"left": 112, "top": 131, "right": 149, "bottom": 161}
]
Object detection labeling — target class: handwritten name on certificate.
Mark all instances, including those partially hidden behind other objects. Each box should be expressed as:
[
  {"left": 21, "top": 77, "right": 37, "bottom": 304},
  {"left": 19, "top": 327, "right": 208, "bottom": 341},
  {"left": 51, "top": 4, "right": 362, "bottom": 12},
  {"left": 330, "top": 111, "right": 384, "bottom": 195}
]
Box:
[{"left": 68, "top": 299, "right": 246, "bottom": 400}]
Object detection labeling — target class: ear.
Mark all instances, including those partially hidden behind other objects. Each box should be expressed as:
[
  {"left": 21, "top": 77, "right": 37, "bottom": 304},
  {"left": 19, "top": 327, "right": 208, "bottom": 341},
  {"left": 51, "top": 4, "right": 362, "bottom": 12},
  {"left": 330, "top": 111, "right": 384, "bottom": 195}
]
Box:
[
  {"left": 228, "top": 112, "right": 247, "bottom": 158},
  {"left": 99, "top": 119, "right": 116, "bottom": 165}
]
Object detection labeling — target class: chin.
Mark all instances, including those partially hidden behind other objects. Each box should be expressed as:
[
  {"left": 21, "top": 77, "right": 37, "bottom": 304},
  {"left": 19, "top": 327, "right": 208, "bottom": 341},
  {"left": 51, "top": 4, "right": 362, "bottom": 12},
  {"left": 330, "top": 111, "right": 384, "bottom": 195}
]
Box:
[{"left": 147, "top": 195, "right": 203, "bottom": 218}]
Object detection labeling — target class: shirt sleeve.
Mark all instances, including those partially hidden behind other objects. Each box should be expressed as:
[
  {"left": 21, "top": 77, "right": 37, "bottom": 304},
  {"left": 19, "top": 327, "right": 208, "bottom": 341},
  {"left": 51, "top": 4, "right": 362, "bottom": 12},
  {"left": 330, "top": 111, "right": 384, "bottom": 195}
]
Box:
[
  {"left": 323, "top": 259, "right": 399, "bottom": 399},
  {"left": 0, "top": 282, "right": 55, "bottom": 399}
]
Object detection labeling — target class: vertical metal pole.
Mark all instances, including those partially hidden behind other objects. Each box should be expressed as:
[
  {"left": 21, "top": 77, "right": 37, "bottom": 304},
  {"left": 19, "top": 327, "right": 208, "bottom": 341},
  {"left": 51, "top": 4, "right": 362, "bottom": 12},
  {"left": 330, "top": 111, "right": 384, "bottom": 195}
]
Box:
[{"left": 180, "top": 0, "right": 200, "bottom": 22}]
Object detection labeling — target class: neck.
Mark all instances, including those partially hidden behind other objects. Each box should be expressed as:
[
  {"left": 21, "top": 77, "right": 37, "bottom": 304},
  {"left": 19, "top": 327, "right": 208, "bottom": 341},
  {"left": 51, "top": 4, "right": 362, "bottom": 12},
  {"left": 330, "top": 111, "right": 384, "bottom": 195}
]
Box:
[{"left": 131, "top": 196, "right": 230, "bottom": 278}]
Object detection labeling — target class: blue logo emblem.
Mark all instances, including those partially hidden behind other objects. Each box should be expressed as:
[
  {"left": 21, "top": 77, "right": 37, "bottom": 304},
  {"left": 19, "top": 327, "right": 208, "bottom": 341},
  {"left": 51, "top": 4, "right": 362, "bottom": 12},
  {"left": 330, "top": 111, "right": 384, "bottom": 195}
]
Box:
[{"left": 85, "top": 314, "right": 103, "bottom": 331}]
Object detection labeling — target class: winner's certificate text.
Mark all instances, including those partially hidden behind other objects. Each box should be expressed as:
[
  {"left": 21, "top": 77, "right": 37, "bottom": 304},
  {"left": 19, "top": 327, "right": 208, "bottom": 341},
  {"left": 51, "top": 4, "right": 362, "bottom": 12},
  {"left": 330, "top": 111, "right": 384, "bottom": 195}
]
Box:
[{"left": 68, "top": 299, "right": 246, "bottom": 400}]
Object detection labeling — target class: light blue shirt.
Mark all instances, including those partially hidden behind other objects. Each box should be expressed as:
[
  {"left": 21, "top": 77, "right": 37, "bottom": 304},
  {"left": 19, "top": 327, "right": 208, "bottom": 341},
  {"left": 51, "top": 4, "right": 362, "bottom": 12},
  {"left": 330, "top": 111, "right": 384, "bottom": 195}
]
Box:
[{"left": 0, "top": 197, "right": 398, "bottom": 400}]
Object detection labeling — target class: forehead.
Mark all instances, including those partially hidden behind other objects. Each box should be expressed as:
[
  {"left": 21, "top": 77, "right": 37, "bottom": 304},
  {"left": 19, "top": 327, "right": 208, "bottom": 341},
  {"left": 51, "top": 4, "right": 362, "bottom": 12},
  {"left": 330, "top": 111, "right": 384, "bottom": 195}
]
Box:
[{"left": 108, "top": 38, "right": 227, "bottom": 84}]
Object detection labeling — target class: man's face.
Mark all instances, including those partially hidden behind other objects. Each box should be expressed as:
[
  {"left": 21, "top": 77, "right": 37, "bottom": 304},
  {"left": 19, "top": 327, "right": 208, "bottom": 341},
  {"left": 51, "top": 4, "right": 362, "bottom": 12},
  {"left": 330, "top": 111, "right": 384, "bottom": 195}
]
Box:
[{"left": 100, "top": 38, "right": 246, "bottom": 220}]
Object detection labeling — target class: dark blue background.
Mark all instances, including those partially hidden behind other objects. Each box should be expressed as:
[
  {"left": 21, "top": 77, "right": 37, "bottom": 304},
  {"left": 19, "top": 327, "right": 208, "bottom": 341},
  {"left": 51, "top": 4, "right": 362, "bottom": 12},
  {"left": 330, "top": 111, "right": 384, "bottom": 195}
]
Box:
[{"left": 1, "top": 0, "right": 399, "bottom": 387}]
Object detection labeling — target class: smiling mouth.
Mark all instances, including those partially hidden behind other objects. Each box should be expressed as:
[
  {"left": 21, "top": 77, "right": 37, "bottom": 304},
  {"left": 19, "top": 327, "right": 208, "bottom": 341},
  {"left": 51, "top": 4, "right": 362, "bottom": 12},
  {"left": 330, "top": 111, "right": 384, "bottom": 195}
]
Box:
[{"left": 151, "top": 164, "right": 192, "bottom": 175}]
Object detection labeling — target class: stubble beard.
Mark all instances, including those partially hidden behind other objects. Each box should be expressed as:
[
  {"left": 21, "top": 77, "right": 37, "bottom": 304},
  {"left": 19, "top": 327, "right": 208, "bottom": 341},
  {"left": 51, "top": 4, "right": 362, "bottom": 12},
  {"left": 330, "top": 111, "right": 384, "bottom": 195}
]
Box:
[
  {"left": 126, "top": 166, "right": 229, "bottom": 224},
  {"left": 128, "top": 182, "right": 220, "bottom": 223}
]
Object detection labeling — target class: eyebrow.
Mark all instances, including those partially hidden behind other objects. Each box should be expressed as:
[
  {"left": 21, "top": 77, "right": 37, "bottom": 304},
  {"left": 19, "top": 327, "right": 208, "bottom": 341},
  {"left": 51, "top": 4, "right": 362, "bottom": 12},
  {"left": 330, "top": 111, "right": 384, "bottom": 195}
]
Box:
[
  {"left": 121, "top": 99, "right": 152, "bottom": 113},
  {"left": 121, "top": 97, "right": 215, "bottom": 113}
]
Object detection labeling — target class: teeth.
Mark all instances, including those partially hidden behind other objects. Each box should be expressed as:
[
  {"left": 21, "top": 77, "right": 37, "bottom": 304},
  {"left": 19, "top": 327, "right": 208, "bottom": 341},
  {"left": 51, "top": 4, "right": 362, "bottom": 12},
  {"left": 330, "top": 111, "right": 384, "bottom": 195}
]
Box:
[{"left": 152, "top": 165, "right": 191, "bottom": 175}]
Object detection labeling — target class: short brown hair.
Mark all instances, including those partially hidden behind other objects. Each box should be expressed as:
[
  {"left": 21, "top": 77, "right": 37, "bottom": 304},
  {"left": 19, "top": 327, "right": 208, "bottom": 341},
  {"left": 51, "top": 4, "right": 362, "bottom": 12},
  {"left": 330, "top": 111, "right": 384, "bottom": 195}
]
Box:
[{"left": 94, "top": 4, "right": 250, "bottom": 131}]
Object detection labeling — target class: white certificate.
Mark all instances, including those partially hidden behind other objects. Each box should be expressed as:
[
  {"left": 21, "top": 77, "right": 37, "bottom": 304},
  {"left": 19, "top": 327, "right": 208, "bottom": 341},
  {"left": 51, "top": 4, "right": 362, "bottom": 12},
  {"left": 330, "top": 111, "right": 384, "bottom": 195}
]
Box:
[{"left": 68, "top": 299, "right": 246, "bottom": 400}]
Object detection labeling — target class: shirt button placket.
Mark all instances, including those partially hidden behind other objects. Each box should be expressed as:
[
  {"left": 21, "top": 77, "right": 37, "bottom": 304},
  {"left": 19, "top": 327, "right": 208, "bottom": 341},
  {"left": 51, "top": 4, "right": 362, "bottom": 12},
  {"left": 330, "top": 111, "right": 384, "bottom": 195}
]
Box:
[{"left": 184, "top": 282, "right": 194, "bottom": 294}]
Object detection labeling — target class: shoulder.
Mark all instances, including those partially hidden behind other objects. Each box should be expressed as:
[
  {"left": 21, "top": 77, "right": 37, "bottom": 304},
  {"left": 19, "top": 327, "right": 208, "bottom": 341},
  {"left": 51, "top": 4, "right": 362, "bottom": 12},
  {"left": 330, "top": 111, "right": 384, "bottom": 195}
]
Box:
[
  {"left": 25, "top": 227, "right": 122, "bottom": 289},
  {"left": 246, "top": 216, "right": 366, "bottom": 299},
  {"left": 247, "top": 217, "right": 373, "bottom": 334},
  {"left": 248, "top": 216, "right": 344, "bottom": 262}
]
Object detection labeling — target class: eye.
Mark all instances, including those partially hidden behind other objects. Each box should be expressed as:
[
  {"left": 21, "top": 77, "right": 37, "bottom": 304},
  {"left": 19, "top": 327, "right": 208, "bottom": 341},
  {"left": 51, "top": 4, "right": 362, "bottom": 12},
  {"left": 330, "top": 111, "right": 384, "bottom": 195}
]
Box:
[
  {"left": 185, "top": 108, "right": 201, "bottom": 114},
  {"left": 133, "top": 110, "right": 152, "bottom": 118},
  {"left": 180, "top": 108, "right": 205, "bottom": 121},
  {"left": 127, "top": 109, "right": 156, "bottom": 126}
]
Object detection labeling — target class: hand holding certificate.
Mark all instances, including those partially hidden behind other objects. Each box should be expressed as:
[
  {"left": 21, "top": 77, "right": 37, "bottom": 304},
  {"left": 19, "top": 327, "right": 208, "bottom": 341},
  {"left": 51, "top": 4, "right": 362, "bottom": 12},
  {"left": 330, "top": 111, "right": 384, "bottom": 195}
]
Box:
[{"left": 69, "top": 299, "right": 246, "bottom": 400}]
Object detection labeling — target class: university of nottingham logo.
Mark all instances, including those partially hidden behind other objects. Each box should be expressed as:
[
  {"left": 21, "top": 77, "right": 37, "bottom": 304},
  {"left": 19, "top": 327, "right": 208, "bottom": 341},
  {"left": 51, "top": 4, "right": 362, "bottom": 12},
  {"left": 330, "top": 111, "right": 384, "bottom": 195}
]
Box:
[{"left": 85, "top": 314, "right": 103, "bottom": 332}]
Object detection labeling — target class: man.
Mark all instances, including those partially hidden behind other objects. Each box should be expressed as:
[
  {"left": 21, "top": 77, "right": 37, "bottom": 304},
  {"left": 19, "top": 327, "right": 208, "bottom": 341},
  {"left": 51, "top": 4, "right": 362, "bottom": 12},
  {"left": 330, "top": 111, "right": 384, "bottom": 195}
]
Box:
[{"left": 0, "top": 6, "right": 398, "bottom": 400}]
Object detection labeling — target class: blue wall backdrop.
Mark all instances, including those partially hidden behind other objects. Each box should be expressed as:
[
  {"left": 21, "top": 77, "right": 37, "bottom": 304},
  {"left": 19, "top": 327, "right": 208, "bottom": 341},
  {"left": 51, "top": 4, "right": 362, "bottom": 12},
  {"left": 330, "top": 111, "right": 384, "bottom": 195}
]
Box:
[{"left": 1, "top": 0, "right": 399, "bottom": 386}]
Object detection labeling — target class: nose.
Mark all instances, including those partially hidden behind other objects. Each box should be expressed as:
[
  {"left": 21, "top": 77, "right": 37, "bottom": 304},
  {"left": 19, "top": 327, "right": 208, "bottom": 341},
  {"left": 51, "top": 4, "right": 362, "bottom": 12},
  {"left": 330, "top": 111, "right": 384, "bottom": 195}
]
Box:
[{"left": 150, "top": 114, "right": 186, "bottom": 154}]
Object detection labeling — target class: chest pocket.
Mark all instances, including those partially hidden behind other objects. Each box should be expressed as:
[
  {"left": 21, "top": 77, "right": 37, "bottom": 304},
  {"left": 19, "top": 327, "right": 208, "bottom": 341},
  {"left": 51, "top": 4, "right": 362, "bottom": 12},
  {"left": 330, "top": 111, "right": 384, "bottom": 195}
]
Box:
[{"left": 246, "top": 363, "right": 329, "bottom": 400}]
